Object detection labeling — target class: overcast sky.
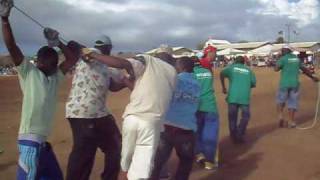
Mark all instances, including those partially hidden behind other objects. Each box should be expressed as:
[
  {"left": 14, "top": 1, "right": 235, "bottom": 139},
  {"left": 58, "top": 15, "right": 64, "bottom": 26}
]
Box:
[{"left": 0, "top": 0, "right": 319, "bottom": 55}]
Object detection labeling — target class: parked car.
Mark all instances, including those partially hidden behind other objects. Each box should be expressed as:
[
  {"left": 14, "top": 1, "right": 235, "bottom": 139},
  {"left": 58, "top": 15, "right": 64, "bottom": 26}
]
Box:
[{"left": 257, "top": 60, "right": 267, "bottom": 67}]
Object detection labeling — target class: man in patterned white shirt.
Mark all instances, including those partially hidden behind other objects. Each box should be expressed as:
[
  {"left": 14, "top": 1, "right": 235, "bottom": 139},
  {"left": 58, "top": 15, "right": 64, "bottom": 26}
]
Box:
[{"left": 65, "top": 36, "right": 134, "bottom": 180}]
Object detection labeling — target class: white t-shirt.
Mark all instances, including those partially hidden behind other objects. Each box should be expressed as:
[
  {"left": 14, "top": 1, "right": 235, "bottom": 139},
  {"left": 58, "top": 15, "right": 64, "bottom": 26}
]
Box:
[
  {"left": 123, "top": 55, "right": 177, "bottom": 121},
  {"left": 66, "top": 59, "right": 122, "bottom": 118}
]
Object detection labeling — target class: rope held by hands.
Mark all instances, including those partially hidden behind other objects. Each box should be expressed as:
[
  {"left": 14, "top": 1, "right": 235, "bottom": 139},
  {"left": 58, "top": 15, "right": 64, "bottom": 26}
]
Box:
[{"left": 13, "top": 4, "right": 68, "bottom": 43}]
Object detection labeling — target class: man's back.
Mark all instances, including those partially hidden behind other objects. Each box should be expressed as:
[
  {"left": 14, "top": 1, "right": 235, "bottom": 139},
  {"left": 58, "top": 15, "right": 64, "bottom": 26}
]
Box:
[
  {"left": 123, "top": 55, "right": 177, "bottom": 121},
  {"left": 165, "top": 72, "right": 200, "bottom": 131},
  {"left": 277, "top": 53, "right": 302, "bottom": 89},
  {"left": 193, "top": 66, "right": 217, "bottom": 113},
  {"left": 221, "top": 63, "right": 256, "bottom": 105}
]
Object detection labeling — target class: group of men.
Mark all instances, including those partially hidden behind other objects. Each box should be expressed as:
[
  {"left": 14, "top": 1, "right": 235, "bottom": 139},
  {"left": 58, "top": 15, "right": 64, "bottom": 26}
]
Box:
[{"left": 1, "top": 1, "right": 320, "bottom": 180}]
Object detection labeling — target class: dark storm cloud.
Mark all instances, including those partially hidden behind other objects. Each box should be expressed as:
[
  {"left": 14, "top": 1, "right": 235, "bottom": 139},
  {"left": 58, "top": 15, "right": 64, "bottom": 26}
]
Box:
[{"left": 0, "top": 0, "right": 319, "bottom": 55}]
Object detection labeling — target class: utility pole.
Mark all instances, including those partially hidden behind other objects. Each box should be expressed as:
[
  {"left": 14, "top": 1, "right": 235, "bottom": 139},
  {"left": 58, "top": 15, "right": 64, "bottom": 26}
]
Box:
[{"left": 285, "top": 23, "right": 291, "bottom": 44}]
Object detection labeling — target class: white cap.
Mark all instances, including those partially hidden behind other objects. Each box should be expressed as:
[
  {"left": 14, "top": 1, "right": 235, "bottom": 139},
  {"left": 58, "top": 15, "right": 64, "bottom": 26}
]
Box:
[
  {"left": 282, "top": 44, "right": 291, "bottom": 49},
  {"left": 156, "top": 44, "right": 173, "bottom": 55},
  {"left": 196, "top": 52, "right": 204, "bottom": 59}
]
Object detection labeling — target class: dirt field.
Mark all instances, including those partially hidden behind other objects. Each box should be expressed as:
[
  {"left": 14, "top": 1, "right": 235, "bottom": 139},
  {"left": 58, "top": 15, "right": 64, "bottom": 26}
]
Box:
[{"left": 1, "top": 68, "right": 320, "bottom": 180}]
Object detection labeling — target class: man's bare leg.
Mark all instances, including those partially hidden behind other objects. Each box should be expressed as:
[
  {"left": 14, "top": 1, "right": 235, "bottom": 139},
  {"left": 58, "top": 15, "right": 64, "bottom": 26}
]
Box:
[
  {"left": 277, "top": 103, "right": 287, "bottom": 127},
  {"left": 118, "top": 171, "right": 128, "bottom": 180},
  {"left": 288, "top": 109, "right": 297, "bottom": 128}
]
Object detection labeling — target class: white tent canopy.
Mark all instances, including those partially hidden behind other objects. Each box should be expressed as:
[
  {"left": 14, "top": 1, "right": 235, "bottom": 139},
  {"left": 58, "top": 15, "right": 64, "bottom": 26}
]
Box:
[
  {"left": 248, "top": 44, "right": 275, "bottom": 56},
  {"left": 217, "top": 48, "right": 245, "bottom": 56}
]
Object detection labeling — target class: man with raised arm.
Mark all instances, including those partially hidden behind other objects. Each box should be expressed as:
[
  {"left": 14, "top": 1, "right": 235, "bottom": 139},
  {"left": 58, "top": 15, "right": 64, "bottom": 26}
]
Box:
[
  {"left": 65, "top": 37, "right": 134, "bottom": 180},
  {"left": 1, "top": 2, "right": 77, "bottom": 179},
  {"left": 82, "top": 45, "right": 177, "bottom": 180}
]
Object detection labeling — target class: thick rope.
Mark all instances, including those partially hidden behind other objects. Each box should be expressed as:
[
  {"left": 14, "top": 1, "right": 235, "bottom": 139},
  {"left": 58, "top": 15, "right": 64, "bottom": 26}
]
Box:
[
  {"left": 13, "top": 4, "right": 68, "bottom": 43},
  {"left": 296, "top": 82, "right": 320, "bottom": 130}
]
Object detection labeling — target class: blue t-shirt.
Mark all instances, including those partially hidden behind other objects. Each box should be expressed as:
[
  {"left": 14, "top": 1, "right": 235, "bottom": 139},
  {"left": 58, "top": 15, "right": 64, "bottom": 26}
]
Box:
[{"left": 165, "top": 72, "right": 201, "bottom": 132}]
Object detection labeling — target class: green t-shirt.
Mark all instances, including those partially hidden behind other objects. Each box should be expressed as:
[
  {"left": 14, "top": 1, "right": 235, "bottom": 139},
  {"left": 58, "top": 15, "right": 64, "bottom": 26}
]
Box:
[
  {"left": 276, "top": 53, "right": 302, "bottom": 89},
  {"left": 16, "top": 59, "right": 64, "bottom": 138},
  {"left": 221, "top": 63, "right": 256, "bottom": 105},
  {"left": 193, "top": 66, "right": 218, "bottom": 113}
]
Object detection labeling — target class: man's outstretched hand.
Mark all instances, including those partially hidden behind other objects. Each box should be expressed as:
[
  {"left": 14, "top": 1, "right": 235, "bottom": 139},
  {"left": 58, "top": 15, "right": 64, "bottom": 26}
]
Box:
[
  {"left": 0, "top": 0, "right": 13, "bottom": 18},
  {"left": 44, "top": 27, "right": 60, "bottom": 47},
  {"left": 81, "top": 48, "right": 96, "bottom": 63}
]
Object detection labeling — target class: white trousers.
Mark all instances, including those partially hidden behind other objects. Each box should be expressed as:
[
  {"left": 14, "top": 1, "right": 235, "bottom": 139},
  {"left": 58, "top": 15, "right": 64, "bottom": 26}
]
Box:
[{"left": 121, "top": 116, "right": 161, "bottom": 180}]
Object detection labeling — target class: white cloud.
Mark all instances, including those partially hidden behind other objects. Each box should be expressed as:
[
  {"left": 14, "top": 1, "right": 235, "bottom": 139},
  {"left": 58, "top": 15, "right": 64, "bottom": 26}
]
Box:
[
  {"left": 168, "top": 27, "right": 194, "bottom": 38},
  {"left": 252, "top": 0, "right": 319, "bottom": 27},
  {"left": 59, "top": 0, "right": 193, "bottom": 17},
  {"left": 1, "top": 0, "right": 319, "bottom": 54}
]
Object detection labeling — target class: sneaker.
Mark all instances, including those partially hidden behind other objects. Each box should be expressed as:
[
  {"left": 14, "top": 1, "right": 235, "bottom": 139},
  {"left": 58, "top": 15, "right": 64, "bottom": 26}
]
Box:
[
  {"left": 195, "top": 153, "right": 205, "bottom": 163},
  {"left": 204, "top": 161, "right": 218, "bottom": 171},
  {"left": 288, "top": 122, "right": 297, "bottom": 128}
]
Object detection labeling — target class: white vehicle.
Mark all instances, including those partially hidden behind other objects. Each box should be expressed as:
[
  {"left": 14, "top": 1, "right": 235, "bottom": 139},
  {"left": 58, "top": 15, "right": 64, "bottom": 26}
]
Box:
[{"left": 257, "top": 60, "right": 267, "bottom": 67}]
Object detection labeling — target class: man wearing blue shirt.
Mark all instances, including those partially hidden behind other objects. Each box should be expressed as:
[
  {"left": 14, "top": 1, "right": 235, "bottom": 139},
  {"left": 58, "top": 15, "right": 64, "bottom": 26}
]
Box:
[{"left": 151, "top": 57, "right": 200, "bottom": 180}]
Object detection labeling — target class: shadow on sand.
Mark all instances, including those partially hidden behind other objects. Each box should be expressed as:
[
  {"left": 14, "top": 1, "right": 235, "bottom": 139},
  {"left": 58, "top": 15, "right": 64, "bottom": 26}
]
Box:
[{"left": 196, "top": 112, "right": 315, "bottom": 180}]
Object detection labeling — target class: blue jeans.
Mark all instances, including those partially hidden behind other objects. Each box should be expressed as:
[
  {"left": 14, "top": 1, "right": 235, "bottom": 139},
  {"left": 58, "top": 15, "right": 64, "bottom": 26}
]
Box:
[
  {"left": 17, "top": 140, "right": 63, "bottom": 180},
  {"left": 228, "top": 104, "right": 250, "bottom": 141},
  {"left": 195, "top": 111, "right": 219, "bottom": 163},
  {"left": 152, "top": 126, "right": 195, "bottom": 180}
]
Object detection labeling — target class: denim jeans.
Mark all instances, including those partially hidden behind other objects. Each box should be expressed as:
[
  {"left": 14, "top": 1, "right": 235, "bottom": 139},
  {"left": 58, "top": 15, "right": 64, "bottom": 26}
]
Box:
[
  {"left": 66, "top": 115, "right": 121, "bottom": 180},
  {"left": 276, "top": 87, "right": 300, "bottom": 110},
  {"left": 228, "top": 104, "right": 250, "bottom": 141},
  {"left": 195, "top": 111, "right": 219, "bottom": 163},
  {"left": 151, "top": 126, "right": 195, "bottom": 180}
]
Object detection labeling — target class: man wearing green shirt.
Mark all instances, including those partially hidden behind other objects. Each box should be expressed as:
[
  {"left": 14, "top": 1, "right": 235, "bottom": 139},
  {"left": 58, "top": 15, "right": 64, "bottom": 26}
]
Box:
[
  {"left": 275, "top": 46, "right": 318, "bottom": 128},
  {"left": 220, "top": 56, "right": 256, "bottom": 143},
  {"left": 193, "top": 55, "right": 220, "bottom": 170},
  {"left": 1, "top": 5, "right": 78, "bottom": 179}
]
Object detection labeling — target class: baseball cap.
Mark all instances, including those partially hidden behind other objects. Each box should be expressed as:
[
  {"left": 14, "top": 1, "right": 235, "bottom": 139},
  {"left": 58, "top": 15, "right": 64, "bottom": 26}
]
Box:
[
  {"left": 95, "top": 35, "right": 112, "bottom": 46},
  {"left": 282, "top": 44, "right": 291, "bottom": 49},
  {"left": 156, "top": 44, "right": 173, "bottom": 55},
  {"left": 195, "top": 51, "right": 204, "bottom": 59},
  {"left": 204, "top": 45, "right": 217, "bottom": 55}
]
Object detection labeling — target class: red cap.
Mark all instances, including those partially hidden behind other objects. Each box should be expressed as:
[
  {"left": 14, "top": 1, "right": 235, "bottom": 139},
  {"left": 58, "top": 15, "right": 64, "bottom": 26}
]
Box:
[{"left": 204, "top": 45, "right": 217, "bottom": 55}]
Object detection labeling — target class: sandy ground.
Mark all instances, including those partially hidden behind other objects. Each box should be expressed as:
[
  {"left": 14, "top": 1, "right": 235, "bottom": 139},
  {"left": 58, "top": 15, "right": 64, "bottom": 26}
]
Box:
[{"left": 1, "top": 68, "right": 320, "bottom": 180}]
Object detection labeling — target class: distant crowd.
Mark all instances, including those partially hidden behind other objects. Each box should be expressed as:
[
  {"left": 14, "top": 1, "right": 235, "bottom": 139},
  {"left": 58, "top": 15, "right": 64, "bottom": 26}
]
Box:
[{"left": 0, "top": 65, "right": 17, "bottom": 75}]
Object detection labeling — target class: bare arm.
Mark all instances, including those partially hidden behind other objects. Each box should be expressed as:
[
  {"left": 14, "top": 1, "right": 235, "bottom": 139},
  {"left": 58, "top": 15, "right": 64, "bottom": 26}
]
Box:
[
  {"left": 89, "top": 52, "right": 135, "bottom": 81},
  {"left": 274, "top": 65, "right": 281, "bottom": 72},
  {"left": 58, "top": 41, "right": 78, "bottom": 74},
  {"left": 220, "top": 71, "right": 227, "bottom": 94},
  {"left": 300, "top": 66, "right": 319, "bottom": 82},
  {"left": 122, "top": 77, "right": 134, "bottom": 90},
  {"left": 109, "top": 78, "right": 127, "bottom": 92},
  {"left": 1, "top": 17, "right": 24, "bottom": 66}
]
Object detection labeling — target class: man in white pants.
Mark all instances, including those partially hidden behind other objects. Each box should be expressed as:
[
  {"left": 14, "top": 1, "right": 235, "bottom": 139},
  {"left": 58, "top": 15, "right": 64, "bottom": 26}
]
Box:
[
  {"left": 121, "top": 47, "right": 176, "bottom": 180},
  {"left": 82, "top": 45, "right": 177, "bottom": 180}
]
